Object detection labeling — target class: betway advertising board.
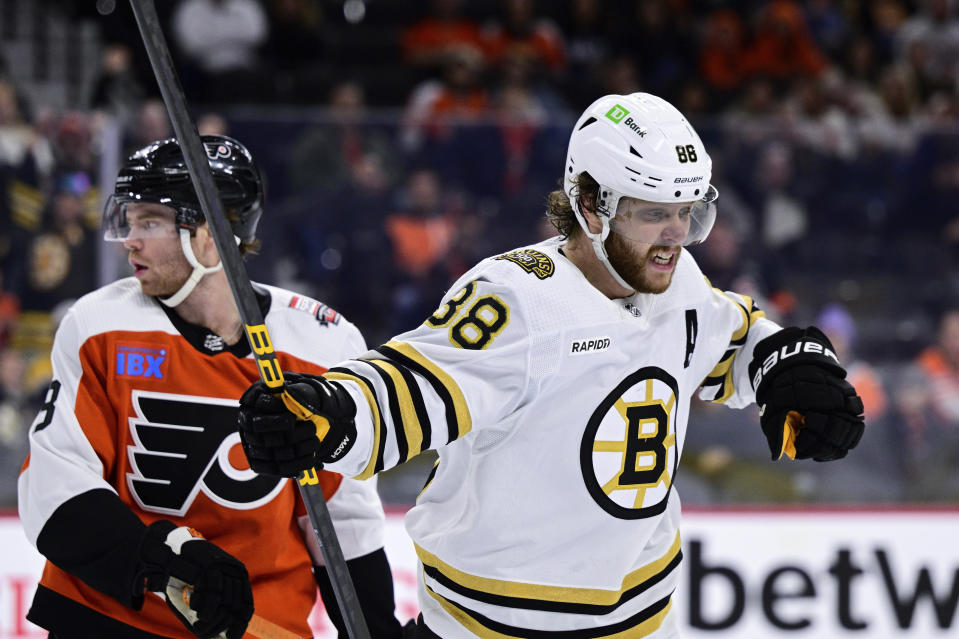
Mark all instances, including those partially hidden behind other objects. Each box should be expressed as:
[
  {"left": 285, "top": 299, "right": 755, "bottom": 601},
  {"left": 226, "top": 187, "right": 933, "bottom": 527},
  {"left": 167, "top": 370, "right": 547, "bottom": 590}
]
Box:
[
  {"left": 675, "top": 509, "right": 958, "bottom": 637},
  {"left": 0, "top": 508, "right": 956, "bottom": 638}
]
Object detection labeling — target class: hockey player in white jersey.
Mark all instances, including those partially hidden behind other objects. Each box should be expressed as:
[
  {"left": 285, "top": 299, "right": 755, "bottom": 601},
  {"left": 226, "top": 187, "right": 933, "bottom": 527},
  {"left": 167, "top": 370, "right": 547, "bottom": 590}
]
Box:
[
  {"left": 18, "top": 135, "right": 405, "bottom": 639},
  {"left": 238, "top": 93, "right": 866, "bottom": 638}
]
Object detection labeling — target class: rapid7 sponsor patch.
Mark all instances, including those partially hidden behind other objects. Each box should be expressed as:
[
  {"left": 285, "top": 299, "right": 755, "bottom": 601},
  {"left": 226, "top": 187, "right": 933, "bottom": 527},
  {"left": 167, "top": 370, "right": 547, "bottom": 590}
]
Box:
[{"left": 570, "top": 337, "right": 611, "bottom": 355}]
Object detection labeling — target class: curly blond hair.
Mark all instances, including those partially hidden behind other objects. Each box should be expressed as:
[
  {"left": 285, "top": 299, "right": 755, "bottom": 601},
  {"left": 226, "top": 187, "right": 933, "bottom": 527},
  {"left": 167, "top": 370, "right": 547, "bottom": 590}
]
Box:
[{"left": 544, "top": 172, "right": 599, "bottom": 239}]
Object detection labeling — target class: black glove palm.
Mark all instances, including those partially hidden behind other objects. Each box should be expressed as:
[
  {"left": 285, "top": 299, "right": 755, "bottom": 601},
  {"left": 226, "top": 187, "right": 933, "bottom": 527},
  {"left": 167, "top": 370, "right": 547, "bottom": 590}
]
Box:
[
  {"left": 136, "top": 520, "right": 253, "bottom": 639},
  {"left": 749, "top": 327, "right": 865, "bottom": 462},
  {"left": 238, "top": 372, "right": 357, "bottom": 477}
]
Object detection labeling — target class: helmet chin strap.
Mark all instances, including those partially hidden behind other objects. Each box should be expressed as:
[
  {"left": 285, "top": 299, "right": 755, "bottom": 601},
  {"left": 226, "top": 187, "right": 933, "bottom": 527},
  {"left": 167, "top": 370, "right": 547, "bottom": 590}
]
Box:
[
  {"left": 159, "top": 229, "right": 223, "bottom": 308},
  {"left": 571, "top": 198, "right": 634, "bottom": 292}
]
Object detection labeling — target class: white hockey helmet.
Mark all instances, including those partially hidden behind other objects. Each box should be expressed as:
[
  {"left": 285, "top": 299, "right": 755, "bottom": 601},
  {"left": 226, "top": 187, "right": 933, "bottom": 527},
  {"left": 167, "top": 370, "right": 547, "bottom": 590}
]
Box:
[{"left": 562, "top": 92, "right": 718, "bottom": 290}]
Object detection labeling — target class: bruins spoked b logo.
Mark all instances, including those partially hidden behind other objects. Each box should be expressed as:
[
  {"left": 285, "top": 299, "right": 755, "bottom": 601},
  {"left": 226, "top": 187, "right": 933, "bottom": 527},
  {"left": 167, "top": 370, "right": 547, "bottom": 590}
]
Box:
[{"left": 580, "top": 367, "right": 679, "bottom": 519}]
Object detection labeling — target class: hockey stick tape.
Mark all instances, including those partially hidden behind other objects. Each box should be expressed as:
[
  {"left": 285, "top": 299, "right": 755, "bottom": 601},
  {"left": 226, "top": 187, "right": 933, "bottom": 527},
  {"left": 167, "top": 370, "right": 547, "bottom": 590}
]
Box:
[{"left": 152, "top": 578, "right": 304, "bottom": 639}]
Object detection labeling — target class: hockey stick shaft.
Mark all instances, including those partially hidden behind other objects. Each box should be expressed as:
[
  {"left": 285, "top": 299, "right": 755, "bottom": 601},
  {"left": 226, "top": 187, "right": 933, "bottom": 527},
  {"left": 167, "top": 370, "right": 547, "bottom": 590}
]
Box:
[{"left": 127, "top": 2, "right": 371, "bottom": 638}]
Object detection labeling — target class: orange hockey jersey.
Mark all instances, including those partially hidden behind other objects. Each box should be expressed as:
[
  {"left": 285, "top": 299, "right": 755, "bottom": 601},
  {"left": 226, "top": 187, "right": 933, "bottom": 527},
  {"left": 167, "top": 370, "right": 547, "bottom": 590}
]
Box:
[{"left": 18, "top": 278, "right": 386, "bottom": 638}]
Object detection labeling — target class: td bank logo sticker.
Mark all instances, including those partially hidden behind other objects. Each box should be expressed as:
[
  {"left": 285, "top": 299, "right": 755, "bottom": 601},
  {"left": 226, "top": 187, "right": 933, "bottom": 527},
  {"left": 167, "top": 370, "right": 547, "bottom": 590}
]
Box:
[{"left": 605, "top": 104, "right": 629, "bottom": 123}]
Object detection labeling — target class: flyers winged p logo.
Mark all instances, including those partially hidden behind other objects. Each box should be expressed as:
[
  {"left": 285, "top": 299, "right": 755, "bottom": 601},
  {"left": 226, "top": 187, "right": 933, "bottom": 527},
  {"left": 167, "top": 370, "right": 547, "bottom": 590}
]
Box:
[{"left": 126, "top": 391, "right": 285, "bottom": 516}]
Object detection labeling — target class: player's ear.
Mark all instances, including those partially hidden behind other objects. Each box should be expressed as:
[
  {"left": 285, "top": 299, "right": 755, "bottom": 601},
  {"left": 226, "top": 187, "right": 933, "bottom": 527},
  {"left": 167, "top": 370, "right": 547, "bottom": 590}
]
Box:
[
  {"left": 193, "top": 223, "right": 220, "bottom": 264},
  {"left": 580, "top": 201, "right": 603, "bottom": 235}
]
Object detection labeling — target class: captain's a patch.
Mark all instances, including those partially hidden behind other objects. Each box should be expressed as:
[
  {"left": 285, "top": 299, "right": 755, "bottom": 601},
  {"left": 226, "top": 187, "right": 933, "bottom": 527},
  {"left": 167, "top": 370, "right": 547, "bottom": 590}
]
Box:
[{"left": 494, "top": 249, "right": 555, "bottom": 279}]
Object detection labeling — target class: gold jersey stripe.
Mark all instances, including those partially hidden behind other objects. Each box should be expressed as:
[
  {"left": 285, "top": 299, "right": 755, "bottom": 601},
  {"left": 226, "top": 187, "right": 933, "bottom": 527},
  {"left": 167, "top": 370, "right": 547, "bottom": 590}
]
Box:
[
  {"left": 325, "top": 371, "right": 383, "bottom": 480},
  {"left": 415, "top": 532, "right": 680, "bottom": 607},
  {"left": 365, "top": 358, "right": 426, "bottom": 461},
  {"left": 425, "top": 582, "right": 672, "bottom": 639},
  {"left": 713, "top": 290, "right": 765, "bottom": 343},
  {"left": 714, "top": 289, "right": 749, "bottom": 343},
  {"left": 703, "top": 290, "right": 766, "bottom": 403},
  {"left": 703, "top": 359, "right": 735, "bottom": 403},
  {"left": 381, "top": 340, "right": 472, "bottom": 441}
]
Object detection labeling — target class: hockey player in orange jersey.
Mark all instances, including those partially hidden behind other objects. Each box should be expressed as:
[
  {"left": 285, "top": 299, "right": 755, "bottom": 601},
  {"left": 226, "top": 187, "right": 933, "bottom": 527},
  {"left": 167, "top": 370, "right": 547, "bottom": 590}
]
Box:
[{"left": 18, "top": 135, "right": 404, "bottom": 639}]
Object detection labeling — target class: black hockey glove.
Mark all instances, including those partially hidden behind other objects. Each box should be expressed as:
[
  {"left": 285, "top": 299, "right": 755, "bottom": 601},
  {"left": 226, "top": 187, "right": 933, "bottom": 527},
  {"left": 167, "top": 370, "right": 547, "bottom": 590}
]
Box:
[
  {"left": 135, "top": 520, "right": 253, "bottom": 639},
  {"left": 238, "top": 371, "right": 357, "bottom": 477},
  {"left": 749, "top": 326, "right": 865, "bottom": 462}
]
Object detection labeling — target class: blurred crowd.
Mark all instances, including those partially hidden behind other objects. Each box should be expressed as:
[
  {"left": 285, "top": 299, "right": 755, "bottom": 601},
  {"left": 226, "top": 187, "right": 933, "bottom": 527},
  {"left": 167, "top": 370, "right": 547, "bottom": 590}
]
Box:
[{"left": 1, "top": 0, "right": 959, "bottom": 506}]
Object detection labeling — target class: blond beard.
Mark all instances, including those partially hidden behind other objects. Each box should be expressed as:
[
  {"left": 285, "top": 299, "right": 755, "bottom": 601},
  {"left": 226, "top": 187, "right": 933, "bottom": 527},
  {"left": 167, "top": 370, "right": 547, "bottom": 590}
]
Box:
[{"left": 605, "top": 232, "right": 679, "bottom": 294}]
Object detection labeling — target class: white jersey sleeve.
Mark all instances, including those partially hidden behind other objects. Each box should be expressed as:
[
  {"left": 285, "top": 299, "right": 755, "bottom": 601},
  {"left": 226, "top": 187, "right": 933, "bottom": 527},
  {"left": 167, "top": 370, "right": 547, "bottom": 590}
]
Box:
[
  {"left": 696, "top": 287, "right": 781, "bottom": 408},
  {"left": 18, "top": 304, "right": 119, "bottom": 547},
  {"left": 323, "top": 271, "right": 535, "bottom": 480}
]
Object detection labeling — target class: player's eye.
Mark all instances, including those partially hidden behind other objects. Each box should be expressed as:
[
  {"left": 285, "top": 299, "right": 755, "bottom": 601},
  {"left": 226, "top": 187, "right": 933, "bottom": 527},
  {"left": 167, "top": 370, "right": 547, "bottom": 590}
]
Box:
[{"left": 641, "top": 210, "right": 665, "bottom": 222}]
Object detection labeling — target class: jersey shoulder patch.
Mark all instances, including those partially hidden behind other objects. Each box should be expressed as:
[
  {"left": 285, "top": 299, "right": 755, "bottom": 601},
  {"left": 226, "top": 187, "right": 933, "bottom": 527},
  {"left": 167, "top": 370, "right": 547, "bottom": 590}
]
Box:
[
  {"left": 287, "top": 294, "right": 341, "bottom": 327},
  {"left": 493, "top": 249, "right": 555, "bottom": 280}
]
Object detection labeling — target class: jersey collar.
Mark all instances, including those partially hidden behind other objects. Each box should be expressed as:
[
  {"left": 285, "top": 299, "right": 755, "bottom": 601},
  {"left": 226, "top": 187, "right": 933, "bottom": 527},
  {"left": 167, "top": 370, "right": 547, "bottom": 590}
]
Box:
[{"left": 157, "top": 285, "right": 272, "bottom": 358}]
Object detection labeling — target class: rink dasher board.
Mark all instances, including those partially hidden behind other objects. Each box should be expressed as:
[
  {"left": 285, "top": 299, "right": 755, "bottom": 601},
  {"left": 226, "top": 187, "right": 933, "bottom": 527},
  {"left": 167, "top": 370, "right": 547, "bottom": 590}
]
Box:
[{"left": 0, "top": 507, "right": 956, "bottom": 638}]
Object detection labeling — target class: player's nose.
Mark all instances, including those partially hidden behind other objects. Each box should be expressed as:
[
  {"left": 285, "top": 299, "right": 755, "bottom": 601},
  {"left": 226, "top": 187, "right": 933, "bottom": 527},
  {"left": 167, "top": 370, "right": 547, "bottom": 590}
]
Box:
[{"left": 659, "top": 221, "right": 688, "bottom": 246}]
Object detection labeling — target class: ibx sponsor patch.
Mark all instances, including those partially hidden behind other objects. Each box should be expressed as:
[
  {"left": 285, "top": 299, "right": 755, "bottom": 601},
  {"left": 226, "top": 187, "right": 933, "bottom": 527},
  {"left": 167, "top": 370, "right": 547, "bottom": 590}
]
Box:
[
  {"left": 116, "top": 343, "right": 168, "bottom": 379},
  {"left": 570, "top": 337, "right": 611, "bottom": 355}
]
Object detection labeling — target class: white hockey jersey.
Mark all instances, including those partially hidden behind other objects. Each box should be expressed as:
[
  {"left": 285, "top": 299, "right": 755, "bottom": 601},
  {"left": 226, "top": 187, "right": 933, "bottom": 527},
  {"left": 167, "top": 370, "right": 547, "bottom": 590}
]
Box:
[
  {"left": 324, "top": 237, "right": 780, "bottom": 637},
  {"left": 18, "top": 277, "right": 385, "bottom": 638}
]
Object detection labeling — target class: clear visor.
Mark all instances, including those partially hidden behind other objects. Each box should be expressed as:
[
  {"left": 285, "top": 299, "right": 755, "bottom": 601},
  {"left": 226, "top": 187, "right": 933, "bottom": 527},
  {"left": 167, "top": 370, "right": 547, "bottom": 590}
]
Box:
[
  {"left": 608, "top": 184, "right": 718, "bottom": 247},
  {"left": 103, "top": 197, "right": 179, "bottom": 242}
]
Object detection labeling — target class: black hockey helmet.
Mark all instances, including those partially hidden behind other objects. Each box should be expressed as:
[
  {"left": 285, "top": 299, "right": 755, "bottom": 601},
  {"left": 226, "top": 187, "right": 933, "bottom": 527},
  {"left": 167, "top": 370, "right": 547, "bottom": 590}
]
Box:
[{"left": 105, "top": 134, "right": 264, "bottom": 244}]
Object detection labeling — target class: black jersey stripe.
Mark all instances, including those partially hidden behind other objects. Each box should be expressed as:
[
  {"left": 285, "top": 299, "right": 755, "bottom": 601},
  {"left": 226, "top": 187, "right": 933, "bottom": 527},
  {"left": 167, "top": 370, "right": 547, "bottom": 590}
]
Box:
[
  {"left": 392, "top": 356, "right": 433, "bottom": 448},
  {"left": 701, "top": 378, "right": 728, "bottom": 402},
  {"left": 419, "top": 459, "right": 440, "bottom": 499},
  {"left": 415, "top": 533, "right": 680, "bottom": 610},
  {"left": 359, "top": 359, "right": 410, "bottom": 464},
  {"left": 374, "top": 343, "right": 457, "bottom": 444},
  {"left": 376, "top": 341, "right": 472, "bottom": 443},
  {"left": 327, "top": 368, "right": 388, "bottom": 478},
  {"left": 423, "top": 550, "right": 681, "bottom": 615},
  {"left": 702, "top": 359, "right": 733, "bottom": 403},
  {"left": 702, "top": 291, "right": 766, "bottom": 404},
  {"left": 361, "top": 357, "right": 433, "bottom": 464},
  {"left": 424, "top": 584, "right": 673, "bottom": 638},
  {"left": 711, "top": 381, "right": 728, "bottom": 402},
  {"left": 729, "top": 300, "right": 750, "bottom": 346},
  {"left": 701, "top": 374, "right": 727, "bottom": 386}
]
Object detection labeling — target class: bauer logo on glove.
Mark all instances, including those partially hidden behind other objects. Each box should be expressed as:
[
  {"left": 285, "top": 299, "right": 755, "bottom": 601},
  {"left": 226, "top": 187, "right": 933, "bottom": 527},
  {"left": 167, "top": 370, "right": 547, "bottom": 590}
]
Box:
[
  {"left": 237, "top": 372, "right": 358, "bottom": 478},
  {"left": 748, "top": 326, "right": 865, "bottom": 462},
  {"left": 750, "top": 338, "right": 840, "bottom": 391}
]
